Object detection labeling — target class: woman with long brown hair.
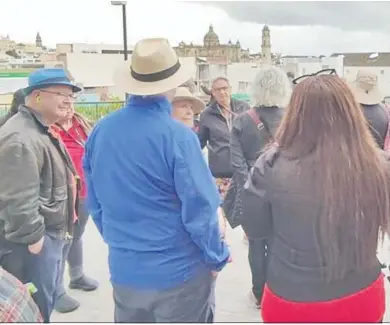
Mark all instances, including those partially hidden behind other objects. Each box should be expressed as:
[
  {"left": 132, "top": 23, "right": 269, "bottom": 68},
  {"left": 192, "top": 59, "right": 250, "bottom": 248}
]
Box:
[{"left": 242, "top": 74, "right": 390, "bottom": 322}]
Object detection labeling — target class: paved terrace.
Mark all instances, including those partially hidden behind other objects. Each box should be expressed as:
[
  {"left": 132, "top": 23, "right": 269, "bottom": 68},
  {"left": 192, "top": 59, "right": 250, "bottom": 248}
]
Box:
[{"left": 51, "top": 222, "right": 390, "bottom": 323}]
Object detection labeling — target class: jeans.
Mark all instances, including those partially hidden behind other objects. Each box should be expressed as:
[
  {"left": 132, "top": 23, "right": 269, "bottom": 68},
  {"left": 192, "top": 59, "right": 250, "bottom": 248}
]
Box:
[
  {"left": 56, "top": 199, "right": 89, "bottom": 299},
  {"left": 0, "top": 233, "right": 66, "bottom": 323},
  {"left": 207, "top": 277, "right": 217, "bottom": 323},
  {"left": 248, "top": 238, "right": 268, "bottom": 302},
  {"left": 112, "top": 269, "right": 213, "bottom": 323}
]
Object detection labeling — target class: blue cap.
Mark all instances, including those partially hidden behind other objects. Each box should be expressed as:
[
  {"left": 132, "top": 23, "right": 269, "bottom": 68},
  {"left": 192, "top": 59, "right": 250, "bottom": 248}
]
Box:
[{"left": 22, "top": 68, "right": 82, "bottom": 96}]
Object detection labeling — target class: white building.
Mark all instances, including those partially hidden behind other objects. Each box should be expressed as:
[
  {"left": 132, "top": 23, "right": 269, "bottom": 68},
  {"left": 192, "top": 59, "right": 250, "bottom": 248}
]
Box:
[
  {"left": 331, "top": 52, "right": 390, "bottom": 98},
  {"left": 60, "top": 53, "right": 197, "bottom": 100},
  {"left": 56, "top": 43, "right": 133, "bottom": 56},
  {"left": 195, "top": 59, "right": 271, "bottom": 95},
  {"left": 280, "top": 55, "right": 344, "bottom": 79}
]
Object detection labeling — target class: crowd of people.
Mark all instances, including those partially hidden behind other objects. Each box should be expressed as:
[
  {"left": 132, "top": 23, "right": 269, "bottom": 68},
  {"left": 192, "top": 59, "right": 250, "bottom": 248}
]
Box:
[{"left": 0, "top": 36, "right": 390, "bottom": 323}]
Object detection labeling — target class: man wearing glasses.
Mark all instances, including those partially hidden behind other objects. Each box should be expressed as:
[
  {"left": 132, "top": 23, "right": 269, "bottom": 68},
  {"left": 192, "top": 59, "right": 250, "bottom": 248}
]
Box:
[{"left": 0, "top": 68, "right": 81, "bottom": 322}]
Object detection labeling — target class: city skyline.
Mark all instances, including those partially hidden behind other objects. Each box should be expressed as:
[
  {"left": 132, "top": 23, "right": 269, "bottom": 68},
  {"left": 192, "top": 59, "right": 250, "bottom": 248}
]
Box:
[{"left": 1, "top": 0, "right": 390, "bottom": 56}]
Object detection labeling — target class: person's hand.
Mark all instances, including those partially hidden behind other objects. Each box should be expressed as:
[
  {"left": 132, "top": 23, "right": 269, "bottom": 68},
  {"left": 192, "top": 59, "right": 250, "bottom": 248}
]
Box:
[
  {"left": 211, "top": 254, "right": 232, "bottom": 277},
  {"left": 28, "top": 237, "right": 44, "bottom": 255}
]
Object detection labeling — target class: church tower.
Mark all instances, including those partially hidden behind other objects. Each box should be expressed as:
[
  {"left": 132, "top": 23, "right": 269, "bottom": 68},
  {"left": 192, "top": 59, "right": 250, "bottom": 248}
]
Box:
[
  {"left": 36, "top": 32, "right": 42, "bottom": 48},
  {"left": 261, "top": 25, "right": 272, "bottom": 65}
]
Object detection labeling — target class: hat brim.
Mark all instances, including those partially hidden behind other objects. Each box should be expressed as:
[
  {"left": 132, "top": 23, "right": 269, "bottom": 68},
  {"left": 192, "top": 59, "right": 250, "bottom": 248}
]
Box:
[
  {"left": 351, "top": 81, "right": 383, "bottom": 105},
  {"left": 23, "top": 81, "right": 82, "bottom": 96},
  {"left": 172, "top": 95, "right": 205, "bottom": 114},
  {"left": 113, "top": 59, "right": 191, "bottom": 96}
]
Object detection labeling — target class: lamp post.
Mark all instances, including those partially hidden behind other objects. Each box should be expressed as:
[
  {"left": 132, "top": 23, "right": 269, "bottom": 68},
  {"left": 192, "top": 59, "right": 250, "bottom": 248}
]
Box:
[{"left": 111, "top": 1, "right": 128, "bottom": 61}]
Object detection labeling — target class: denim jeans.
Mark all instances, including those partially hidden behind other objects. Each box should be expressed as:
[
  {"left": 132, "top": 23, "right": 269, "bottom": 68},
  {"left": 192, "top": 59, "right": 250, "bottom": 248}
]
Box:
[
  {"left": 112, "top": 269, "right": 213, "bottom": 323},
  {"left": 0, "top": 233, "right": 66, "bottom": 323},
  {"left": 56, "top": 199, "right": 89, "bottom": 299}
]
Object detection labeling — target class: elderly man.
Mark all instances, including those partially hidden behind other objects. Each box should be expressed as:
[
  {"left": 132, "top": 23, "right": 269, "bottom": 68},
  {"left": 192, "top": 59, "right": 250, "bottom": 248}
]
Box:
[
  {"left": 0, "top": 68, "right": 81, "bottom": 322},
  {"left": 83, "top": 38, "right": 230, "bottom": 323},
  {"left": 197, "top": 77, "right": 250, "bottom": 237}
]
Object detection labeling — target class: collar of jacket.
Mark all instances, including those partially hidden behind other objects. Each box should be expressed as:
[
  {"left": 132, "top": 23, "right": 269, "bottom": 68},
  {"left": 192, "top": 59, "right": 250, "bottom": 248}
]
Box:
[
  {"left": 209, "top": 98, "right": 239, "bottom": 115},
  {"left": 19, "top": 105, "right": 50, "bottom": 132},
  {"left": 126, "top": 95, "right": 172, "bottom": 115}
]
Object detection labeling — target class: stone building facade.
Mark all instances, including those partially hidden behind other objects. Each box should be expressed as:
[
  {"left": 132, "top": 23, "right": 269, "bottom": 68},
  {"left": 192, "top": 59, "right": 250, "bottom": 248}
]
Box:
[
  {"left": 174, "top": 25, "right": 250, "bottom": 63},
  {"left": 174, "top": 24, "right": 272, "bottom": 64}
]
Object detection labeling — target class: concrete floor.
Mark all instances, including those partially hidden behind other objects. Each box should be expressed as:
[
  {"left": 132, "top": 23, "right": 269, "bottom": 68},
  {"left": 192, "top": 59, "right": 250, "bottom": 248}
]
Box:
[{"left": 51, "top": 221, "right": 390, "bottom": 323}]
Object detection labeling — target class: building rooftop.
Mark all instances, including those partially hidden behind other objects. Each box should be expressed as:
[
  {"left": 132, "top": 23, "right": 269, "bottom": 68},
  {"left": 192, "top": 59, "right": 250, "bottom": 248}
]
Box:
[{"left": 330, "top": 52, "right": 390, "bottom": 67}]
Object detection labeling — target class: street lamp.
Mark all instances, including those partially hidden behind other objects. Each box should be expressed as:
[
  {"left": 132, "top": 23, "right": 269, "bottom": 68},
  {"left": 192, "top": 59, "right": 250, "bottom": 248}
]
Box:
[{"left": 111, "top": 1, "right": 128, "bottom": 61}]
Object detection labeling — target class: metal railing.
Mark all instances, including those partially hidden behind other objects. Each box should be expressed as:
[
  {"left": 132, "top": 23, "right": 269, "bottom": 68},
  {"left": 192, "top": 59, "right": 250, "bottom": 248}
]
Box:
[{"left": 0, "top": 101, "right": 125, "bottom": 122}]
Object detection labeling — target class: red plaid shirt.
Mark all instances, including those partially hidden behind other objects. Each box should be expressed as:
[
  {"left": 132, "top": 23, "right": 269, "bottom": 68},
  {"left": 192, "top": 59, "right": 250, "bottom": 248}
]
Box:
[{"left": 0, "top": 268, "right": 43, "bottom": 322}]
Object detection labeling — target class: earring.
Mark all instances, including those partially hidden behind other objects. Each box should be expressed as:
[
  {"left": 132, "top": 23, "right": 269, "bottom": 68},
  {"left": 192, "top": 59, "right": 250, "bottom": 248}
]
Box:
[{"left": 36, "top": 96, "right": 41, "bottom": 103}]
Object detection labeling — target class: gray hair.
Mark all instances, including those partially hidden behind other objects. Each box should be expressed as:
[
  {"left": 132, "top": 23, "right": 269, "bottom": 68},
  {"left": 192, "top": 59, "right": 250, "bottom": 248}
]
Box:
[
  {"left": 251, "top": 67, "right": 291, "bottom": 108},
  {"left": 211, "top": 76, "right": 230, "bottom": 89}
]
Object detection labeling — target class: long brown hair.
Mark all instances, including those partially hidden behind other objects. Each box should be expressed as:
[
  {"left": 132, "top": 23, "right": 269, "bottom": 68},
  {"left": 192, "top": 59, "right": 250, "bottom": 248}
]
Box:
[{"left": 276, "top": 75, "right": 390, "bottom": 280}]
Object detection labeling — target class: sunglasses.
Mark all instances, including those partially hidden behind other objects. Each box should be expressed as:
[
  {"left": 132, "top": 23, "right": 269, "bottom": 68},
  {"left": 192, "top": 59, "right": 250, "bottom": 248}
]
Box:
[{"left": 292, "top": 68, "right": 338, "bottom": 85}]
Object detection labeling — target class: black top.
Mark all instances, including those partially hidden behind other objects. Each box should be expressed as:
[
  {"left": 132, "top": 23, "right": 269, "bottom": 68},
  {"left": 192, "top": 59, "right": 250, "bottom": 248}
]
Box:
[
  {"left": 242, "top": 147, "right": 386, "bottom": 302},
  {"left": 197, "top": 99, "right": 250, "bottom": 178},
  {"left": 222, "top": 106, "right": 283, "bottom": 228},
  {"left": 361, "top": 104, "right": 388, "bottom": 149}
]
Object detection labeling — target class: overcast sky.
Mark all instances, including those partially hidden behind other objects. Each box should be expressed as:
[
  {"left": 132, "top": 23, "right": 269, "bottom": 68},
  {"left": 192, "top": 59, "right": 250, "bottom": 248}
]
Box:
[{"left": 0, "top": 0, "right": 388, "bottom": 56}]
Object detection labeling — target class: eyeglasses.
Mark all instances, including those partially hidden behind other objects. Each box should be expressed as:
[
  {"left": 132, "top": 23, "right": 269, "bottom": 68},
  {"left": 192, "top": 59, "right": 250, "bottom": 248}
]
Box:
[
  {"left": 39, "top": 89, "right": 77, "bottom": 100},
  {"left": 212, "top": 86, "right": 231, "bottom": 92},
  {"left": 292, "top": 69, "right": 338, "bottom": 85}
]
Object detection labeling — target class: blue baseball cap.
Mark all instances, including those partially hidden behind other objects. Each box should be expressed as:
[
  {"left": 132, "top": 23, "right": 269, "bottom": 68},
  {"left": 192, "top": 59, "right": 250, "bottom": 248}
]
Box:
[{"left": 22, "top": 68, "right": 82, "bottom": 96}]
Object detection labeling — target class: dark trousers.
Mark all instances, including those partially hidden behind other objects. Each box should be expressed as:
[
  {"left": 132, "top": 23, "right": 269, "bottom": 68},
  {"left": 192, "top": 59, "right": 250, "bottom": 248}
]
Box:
[
  {"left": 248, "top": 238, "right": 268, "bottom": 302},
  {"left": 112, "top": 269, "right": 213, "bottom": 323},
  {"left": 56, "top": 199, "right": 89, "bottom": 299},
  {"left": 0, "top": 233, "right": 66, "bottom": 323}
]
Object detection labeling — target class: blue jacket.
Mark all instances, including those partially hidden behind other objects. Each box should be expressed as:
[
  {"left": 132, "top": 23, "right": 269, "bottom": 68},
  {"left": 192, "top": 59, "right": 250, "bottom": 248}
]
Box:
[{"left": 83, "top": 95, "right": 230, "bottom": 290}]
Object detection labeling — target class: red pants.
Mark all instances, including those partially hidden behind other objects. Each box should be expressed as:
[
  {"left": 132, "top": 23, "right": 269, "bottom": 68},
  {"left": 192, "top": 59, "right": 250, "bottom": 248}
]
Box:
[{"left": 262, "top": 273, "right": 385, "bottom": 323}]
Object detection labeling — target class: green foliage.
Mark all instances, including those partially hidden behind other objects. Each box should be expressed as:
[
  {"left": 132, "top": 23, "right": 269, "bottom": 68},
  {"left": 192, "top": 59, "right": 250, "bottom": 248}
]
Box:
[
  {"left": 231, "top": 93, "right": 250, "bottom": 102},
  {"left": 5, "top": 50, "right": 20, "bottom": 59},
  {"left": 74, "top": 102, "right": 124, "bottom": 121},
  {"left": 0, "top": 102, "right": 124, "bottom": 122}
]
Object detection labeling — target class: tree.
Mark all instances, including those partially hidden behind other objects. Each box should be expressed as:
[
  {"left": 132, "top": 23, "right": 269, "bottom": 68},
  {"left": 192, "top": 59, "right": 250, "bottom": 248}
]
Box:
[{"left": 5, "top": 50, "right": 20, "bottom": 59}]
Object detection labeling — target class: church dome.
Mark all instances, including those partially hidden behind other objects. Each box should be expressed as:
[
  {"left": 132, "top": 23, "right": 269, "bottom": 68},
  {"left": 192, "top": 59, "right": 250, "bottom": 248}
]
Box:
[
  {"left": 203, "top": 24, "right": 220, "bottom": 47},
  {"left": 263, "top": 25, "right": 270, "bottom": 32}
]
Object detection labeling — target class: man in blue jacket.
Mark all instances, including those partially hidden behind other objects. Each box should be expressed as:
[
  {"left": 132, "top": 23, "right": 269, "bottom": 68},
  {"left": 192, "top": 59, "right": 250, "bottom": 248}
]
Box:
[{"left": 83, "top": 38, "right": 230, "bottom": 323}]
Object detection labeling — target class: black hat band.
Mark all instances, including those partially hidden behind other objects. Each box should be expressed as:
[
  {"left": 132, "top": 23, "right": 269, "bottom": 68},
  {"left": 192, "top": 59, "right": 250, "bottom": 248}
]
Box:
[{"left": 131, "top": 61, "right": 181, "bottom": 83}]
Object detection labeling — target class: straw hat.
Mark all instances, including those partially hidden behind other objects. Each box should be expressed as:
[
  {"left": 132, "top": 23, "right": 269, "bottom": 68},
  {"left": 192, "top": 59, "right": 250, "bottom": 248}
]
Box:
[
  {"left": 351, "top": 69, "right": 382, "bottom": 105},
  {"left": 173, "top": 87, "right": 205, "bottom": 114},
  {"left": 114, "top": 38, "right": 190, "bottom": 96}
]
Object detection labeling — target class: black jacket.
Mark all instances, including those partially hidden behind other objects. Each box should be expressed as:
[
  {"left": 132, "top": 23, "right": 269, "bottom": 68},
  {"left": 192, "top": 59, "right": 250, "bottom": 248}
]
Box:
[
  {"left": 361, "top": 104, "right": 388, "bottom": 149},
  {"left": 241, "top": 146, "right": 384, "bottom": 302},
  {"left": 197, "top": 98, "right": 250, "bottom": 178},
  {"left": 0, "top": 106, "right": 77, "bottom": 245},
  {"left": 223, "top": 106, "right": 284, "bottom": 228}
]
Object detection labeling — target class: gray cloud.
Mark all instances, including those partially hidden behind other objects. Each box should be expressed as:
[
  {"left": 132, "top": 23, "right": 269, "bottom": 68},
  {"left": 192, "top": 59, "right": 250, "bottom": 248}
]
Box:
[{"left": 193, "top": 1, "right": 390, "bottom": 32}]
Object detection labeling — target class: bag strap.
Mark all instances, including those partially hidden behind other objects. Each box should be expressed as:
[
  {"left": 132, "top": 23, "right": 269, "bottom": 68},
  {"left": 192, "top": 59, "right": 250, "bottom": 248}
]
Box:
[
  {"left": 246, "top": 107, "right": 273, "bottom": 141},
  {"left": 246, "top": 107, "right": 263, "bottom": 127}
]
